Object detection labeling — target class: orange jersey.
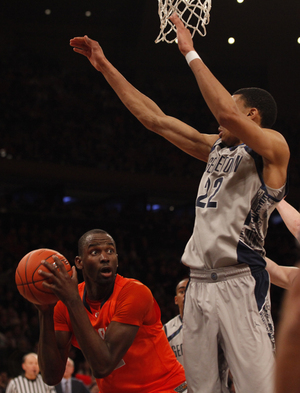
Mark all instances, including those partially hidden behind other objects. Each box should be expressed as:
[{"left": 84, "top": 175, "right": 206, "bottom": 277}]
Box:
[{"left": 54, "top": 275, "right": 186, "bottom": 393}]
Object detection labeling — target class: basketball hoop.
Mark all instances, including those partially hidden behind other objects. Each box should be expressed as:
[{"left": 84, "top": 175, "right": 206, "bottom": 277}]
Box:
[{"left": 155, "top": 0, "right": 212, "bottom": 44}]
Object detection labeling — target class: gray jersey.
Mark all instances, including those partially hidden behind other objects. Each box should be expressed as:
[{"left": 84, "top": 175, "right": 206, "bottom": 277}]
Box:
[
  {"left": 182, "top": 140, "right": 286, "bottom": 271},
  {"left": 164, "top": 315, "right": 184, "bottom": 365}
]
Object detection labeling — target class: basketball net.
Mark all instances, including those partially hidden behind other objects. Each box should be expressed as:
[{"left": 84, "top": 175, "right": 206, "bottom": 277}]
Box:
[{"left": 155, "top": 0, "right": 212, "bottom": 44}]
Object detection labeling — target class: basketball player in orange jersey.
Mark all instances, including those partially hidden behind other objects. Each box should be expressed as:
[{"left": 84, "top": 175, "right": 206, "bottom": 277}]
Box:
[
  {"left": 36, "top": 229, "right": 187, "bottom": 393},
  {"left": 69, "top": 12, "right": 290, "bottom": 393}
]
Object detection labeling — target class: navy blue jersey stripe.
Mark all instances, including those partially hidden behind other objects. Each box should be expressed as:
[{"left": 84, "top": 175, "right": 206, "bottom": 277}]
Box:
[{"left": 167, "top": 324, "right": 183, "bottom": 342}]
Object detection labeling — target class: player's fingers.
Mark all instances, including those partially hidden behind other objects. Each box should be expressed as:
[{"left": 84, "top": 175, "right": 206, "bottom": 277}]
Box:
[
  {"left": 40, "top": 256, "right": 65, "bottom": 274},
  {"left": 37, "top": 268, "right": 53, "bottom": 278},
  {"left": 52, "top": 255, "right": 69, "bottom": 272},
  {"left": 41, "top": 280, "right": 57, "bottom": 294},
  {"left": 169, "top": 12, "right": 178, "bottom": 22},
  {"left": 70, "top": 37, "right": 86, "bottom": 44},
  {"left": 40, "top": 259, "right": 57, "bottom": 272},
  {"left": 72, "top": 47, "right": 89, "bottom": 56},
  {"left": 170, "top": 13, "right": 183, "bottom": 27}
]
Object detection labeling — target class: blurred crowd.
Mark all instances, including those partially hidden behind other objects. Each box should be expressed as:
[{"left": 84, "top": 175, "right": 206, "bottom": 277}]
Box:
[{"left": 1, "top": 42, "right": 300, "bottom": 392}]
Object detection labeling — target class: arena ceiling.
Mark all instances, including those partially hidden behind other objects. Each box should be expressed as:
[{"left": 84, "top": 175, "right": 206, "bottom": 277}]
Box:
[
  {"left": 0, "top": 0, "right": 300, "bottom": 105},
  {"left": 2, "top": 0, "right": 300, "bottom": 116},
  {"left": 1, "top": 0, "right": 300, "bottom": 206}
]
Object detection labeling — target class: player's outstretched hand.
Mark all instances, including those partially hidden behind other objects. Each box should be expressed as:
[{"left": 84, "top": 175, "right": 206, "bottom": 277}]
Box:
[
  {"left": 70, "top": 35, "right": 106, "bottom": 72},
  {"left": 169, "top": 13, "right": 195, "bottom": 56}
]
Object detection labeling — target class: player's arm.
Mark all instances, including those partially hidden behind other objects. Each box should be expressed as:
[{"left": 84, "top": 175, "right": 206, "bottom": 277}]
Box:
[
  {"left": 276, "top": 199, "right": 300, "bottom": 242},
  {"left": 275, "top": 268, "right": 300, "bottom": 393},
  {"left": 265, "top": 257, "right": 299, "bottom": 290},
  {"left": 65, "top": 281, "right": 155, "bottom": 378},
  {"left": 64, "top": 302, "right": 139, "bottom": 378},
  {"left": 169, "top": 13, "right": 290, "bottom": 182},
  {"left": 37, "top": 305, "right": 72, "bottom": 385},
  {"left": 70, "top": 35, "right": 218, "bottom": 162}
]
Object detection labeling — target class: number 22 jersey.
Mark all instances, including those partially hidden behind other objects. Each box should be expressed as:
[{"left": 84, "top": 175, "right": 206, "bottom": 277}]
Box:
[{"left": 181, "top": 139, "right": 287, "bottom": 271}]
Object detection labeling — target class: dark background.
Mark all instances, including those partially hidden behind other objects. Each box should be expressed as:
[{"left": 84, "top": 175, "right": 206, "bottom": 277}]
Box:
[{"left": 1, "top": 0, "right": 300, "bottom": 380}]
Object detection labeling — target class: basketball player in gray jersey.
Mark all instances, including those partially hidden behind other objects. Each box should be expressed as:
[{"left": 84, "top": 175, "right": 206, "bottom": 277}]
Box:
[{"left": 70, "top": 12, "right": 290, "bottom": 393}]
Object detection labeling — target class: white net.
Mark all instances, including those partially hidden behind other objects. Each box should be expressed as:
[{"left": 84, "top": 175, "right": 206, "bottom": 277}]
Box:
[{"left": 155, "top": 0, "right": 212, "bottom": 44}]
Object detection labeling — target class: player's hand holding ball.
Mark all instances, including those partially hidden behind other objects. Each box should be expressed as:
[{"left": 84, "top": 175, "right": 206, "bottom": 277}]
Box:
[{"left": 15, "top": 248, "right": 73, "bottom": 305}]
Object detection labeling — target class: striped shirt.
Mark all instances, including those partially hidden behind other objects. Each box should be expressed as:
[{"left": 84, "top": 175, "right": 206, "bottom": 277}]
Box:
[{"left": 6, "top": 374, "right": 55, "bottom": 393}]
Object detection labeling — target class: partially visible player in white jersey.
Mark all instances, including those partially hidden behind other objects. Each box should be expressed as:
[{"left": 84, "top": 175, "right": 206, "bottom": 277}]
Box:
[
  {"left": 6, "top": 353, "right": 55, "bottom": 393},
  {"left": 70, "top": 12, "right": 290, "bottom": 393},
  {"left": 164, "top": 278, "right": 188, "bottom": 366}
]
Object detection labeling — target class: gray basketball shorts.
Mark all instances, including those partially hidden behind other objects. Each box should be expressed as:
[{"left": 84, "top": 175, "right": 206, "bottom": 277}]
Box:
[{"left": 182, "top": 264, "right": 275, "bottom": 393}]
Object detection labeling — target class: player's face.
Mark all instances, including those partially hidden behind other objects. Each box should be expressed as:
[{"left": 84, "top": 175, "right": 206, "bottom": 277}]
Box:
[
  {"left": 79, "top": 233, "right": 118, "bottom": 286},
  {"left": 218, "top": 125, "right": 240, "bottom": 147},
  {"left": 22, "top": 354, "right": 39, "bottom": 380},
  {"left": 175, "top": 279, "right": 188, "bottom": 316}
]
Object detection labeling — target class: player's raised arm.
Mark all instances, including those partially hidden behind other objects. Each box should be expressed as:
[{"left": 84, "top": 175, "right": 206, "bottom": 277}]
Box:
[
  {"left": 70, "top": 35, "right": 217, "bottom": 162},
  {"left": 169, "top": 13, "right": 290, "bottom": 185}
]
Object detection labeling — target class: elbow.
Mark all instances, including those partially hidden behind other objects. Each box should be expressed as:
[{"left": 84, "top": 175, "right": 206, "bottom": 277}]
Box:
[
  {"left": 91, "top": 359, "right": 121, "bottom": 379},
  {"left": 39, "top": 365, "right": 65, "bottom": 386},
  {"left": 92, "top": 367, "right": 112, "bottom": 379},
  {"left": 140, "top": 116, "right": 160, "bottom": 133},
  {"left": 41, "top": 372, "right": 63, "bottom": 386},
  {"left": 136, "top": 112, "right": 165, "bottom": 135}
]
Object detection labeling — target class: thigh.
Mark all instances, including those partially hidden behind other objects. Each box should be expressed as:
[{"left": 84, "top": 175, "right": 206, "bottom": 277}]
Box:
[
  {"left": 217, "top": 275, "right": 274, "bottom": 393},
  {"left": 183, "top": 280, "right": 222, "bottom": 393}
]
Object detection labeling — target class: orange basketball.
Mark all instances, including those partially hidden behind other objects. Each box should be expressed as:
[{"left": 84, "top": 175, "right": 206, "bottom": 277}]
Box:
[{"left": 15, "top": 248, "right": 72, "bottom": 305}]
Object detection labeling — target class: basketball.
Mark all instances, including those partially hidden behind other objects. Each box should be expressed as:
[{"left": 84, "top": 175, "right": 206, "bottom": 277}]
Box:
[{"left": 15, "top": 248, "right": 72, "bottom": 305}]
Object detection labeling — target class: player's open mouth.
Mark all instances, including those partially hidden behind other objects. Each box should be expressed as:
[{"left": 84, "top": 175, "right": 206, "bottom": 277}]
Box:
[{"left": 100, "top": 266, "right": 113, "bottom": 278}]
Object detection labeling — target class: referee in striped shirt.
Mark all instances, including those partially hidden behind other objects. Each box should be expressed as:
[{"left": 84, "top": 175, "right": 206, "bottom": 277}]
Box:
[{"left": 6, "top": 353, "right": 55, "bottom": 393}]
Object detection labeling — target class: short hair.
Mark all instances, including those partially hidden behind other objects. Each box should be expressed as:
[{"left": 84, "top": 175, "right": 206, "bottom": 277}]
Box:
[
  {"left": 233, "top": 87, "right": 277, "bottom": 128},
  {"left": 78, "top": 229, "right": 115, "bottom": 256},
  {"left": 175, "top": 278, "right": 189, "bottom": 294}
]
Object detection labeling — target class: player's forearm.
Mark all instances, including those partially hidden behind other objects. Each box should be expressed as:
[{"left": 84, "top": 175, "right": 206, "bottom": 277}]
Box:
[
  {"left": 65, "top": 298, "right": 115, "bottom": 378},
  {"left": 38, "top": 309, "right": 66, "bottom": 385},
  {"left": 266, "top": 257, "right": 299, "bottom": 290},
  {"left": 189, "top": 58, "right": 238, "bottom": 127},
  {"left": 277, "top": 200, "right": 300, "bottom": 242},
  {"left": 172, "top": 16, "right": 250, "bottom": 142},
  {"left": 100, "top": 57, "right": 217, "bottom": 160},
  {"left": 96, "top": 57, "right": 167, "bottom": 132}
]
